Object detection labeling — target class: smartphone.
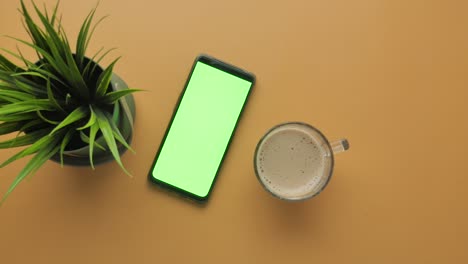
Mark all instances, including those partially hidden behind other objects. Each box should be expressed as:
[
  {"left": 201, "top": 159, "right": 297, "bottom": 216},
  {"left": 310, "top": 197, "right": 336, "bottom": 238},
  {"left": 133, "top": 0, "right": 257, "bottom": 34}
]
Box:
[{"left": 148, "top": 55, "right": 255, "bottom": 201}]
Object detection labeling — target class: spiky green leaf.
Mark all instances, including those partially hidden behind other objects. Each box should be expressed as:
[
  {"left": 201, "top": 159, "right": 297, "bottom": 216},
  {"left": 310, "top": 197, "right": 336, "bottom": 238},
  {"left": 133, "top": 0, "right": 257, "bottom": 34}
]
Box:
[
  {"left": 0, "top": 99, "right": 54, "bottom": 116},
  {"left": 80, "top": 130, "right": 105, "bottom": 151},
  {"left": 87, "top": 121, "right": 101, "bottom": 169},
  {"left": 0, "top": 112, "right": 37, "bottom": 122},
  {"left": 1, "top": 47, "right": 35, "bottom": 68},
  {"left": 18, "top": 119, "right": 44, "bottom": 133},
  {"left": 94, "top": 108, "right": 130, "bottom": 176},
  {"left": 95, "top": 57, "right": 120, "bottom": 97},
  {"left": 49, "top": 1, "right": 60, "bottom": 27},
  {"left": 36, "top": 110, "right": 59, "bottom": 125},
  {"left": 0, "top": 129, "right": 49, "bottom": 149},
  {"left": 0, "top": 122, "right": 23, "bottom": 135},
  {"left": 0, "top": 132, "right": 60, "bottom": 168},
  {"left": 27, "top": 65, "right": 70, "bottom": 91},
  {"left": 20, "top": 0, "right": 48, "bottom": 52},
  {"left": 110, "top": 120, "right": 134, "bottom": 154},
  {"left": 76, "top": 7, "right": 97, "bottom": 67},
  {"left": 81, "top": 46, "right": 104, "bottom": 78},
  {"left": 50, "top": 106, "right": 88, "bottom": 135},
  {"left": 10, "top": 70, "right": 45, "bottom": 79},
  {"left": 83, "top": 15, "right": 108, "bottom": 62},
  {"left": 99, "top": 89, "right": 141, "bottom": 105},
  {"left": 1, "top": 135, "right": 60, "bottom": 205},
  {"left": 59, "top": 130, "right": 74, "bottom": 167},
  {"left": 5, "top": 36, "right": 64, "bottom": 80},
  {"left": 88, "top": 47, "right": 117, "bottom": 77},
  {"left": 46, "top": 77, "right": 66, "bottom": 113},
  {"left": 0, "top": 90, "right": 35, "bottom": 102},
  {"left": 31, "top": 1, "right": 67, "bottom": 58},
  {"left": 77, "top": 105, "right": 96, "bottom": 130},
  {"left": 0, "top": 54, "right": 19, "bottom": 71}
]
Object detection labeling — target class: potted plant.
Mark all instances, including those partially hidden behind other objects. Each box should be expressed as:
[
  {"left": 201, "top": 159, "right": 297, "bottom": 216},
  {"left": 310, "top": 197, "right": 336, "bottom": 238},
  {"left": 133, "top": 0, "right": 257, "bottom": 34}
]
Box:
[{"left": 0, "top": 1, "right": 140, "bottom": 203}]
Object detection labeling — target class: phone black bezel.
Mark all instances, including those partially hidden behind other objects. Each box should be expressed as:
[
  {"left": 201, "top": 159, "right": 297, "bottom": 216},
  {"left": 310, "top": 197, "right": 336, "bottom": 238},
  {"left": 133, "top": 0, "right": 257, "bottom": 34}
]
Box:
[{"left": 148, "top": 54, "right": 256, "bottom": 202}]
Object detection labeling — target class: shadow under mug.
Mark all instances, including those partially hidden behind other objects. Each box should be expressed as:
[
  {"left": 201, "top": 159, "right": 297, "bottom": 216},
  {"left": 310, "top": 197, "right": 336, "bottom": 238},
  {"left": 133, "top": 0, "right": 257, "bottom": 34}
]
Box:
[{"left": 254, "top": 122, "right": 349, "bottom": 201}]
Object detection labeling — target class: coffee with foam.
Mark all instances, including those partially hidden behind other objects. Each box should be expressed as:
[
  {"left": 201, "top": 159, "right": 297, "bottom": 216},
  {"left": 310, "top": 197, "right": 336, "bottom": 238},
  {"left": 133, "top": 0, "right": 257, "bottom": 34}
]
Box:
[{"left": 255, "top": 123, "right": 334, "bottom": 200}]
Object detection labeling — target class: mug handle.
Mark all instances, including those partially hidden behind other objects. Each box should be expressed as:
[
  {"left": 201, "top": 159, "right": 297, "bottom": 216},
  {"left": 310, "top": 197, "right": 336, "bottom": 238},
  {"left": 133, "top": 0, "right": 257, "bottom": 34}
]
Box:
[{"left": 330, "top": 139, "right": 350, "bottom": 154}]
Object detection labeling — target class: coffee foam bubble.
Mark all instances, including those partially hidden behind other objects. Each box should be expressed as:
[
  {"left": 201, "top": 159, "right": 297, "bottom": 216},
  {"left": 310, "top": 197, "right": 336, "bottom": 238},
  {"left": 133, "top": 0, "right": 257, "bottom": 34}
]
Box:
[{"left": 256, "top": 124, "right": 331, "bottom": 200}]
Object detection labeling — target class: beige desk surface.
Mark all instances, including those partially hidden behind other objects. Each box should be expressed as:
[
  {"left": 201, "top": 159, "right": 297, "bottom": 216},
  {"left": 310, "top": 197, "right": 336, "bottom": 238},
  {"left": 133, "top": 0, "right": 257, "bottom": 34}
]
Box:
[{"left": 1, "top": 0, "right": 468, "bottom": 263}]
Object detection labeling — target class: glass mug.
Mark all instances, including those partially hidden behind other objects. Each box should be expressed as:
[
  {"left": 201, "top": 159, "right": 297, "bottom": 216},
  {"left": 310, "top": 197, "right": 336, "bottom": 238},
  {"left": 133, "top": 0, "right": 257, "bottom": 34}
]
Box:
[{"left": 254, "top": 122, "right": 349, "bottom": 201}]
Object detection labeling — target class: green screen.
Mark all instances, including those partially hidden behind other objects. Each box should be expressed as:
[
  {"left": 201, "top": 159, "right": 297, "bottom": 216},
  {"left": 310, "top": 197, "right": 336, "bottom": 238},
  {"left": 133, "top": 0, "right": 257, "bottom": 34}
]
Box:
[{"left": 151, "top": 61, "right": 252, "bottom": 198}]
